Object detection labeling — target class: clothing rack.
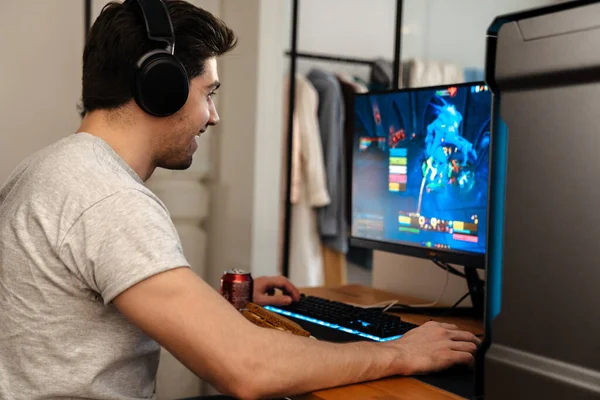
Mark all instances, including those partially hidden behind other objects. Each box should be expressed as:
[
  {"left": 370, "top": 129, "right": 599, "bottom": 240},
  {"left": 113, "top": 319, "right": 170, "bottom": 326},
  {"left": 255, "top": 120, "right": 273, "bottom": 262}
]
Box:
[
  {"left": 281, "top": 0, "right": 404, "bottom": 278},
  {"left": 84, "top": 0, "right": 91, "bottom": 42},
  {"left": 284, "top": 51, "right": 374, "bottom": 66}
]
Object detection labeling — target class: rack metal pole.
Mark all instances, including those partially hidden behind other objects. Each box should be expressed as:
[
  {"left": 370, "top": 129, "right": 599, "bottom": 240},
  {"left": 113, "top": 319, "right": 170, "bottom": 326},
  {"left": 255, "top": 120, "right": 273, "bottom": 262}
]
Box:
[
  {"left": 393, "top": 0, "right": 404, "bottom": 89},
  {"left": 84, "top": 0, "right": 91, "bottom": 42},
  {"left": 281, "top": 0, "right": 300, "bottom": 278}
]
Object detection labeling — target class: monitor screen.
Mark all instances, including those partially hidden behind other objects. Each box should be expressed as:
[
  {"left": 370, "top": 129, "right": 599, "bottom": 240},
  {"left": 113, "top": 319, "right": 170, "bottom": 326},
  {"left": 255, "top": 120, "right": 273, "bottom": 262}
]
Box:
[{"left": 351, "top": 83, "right": 491, "bottom": 259}]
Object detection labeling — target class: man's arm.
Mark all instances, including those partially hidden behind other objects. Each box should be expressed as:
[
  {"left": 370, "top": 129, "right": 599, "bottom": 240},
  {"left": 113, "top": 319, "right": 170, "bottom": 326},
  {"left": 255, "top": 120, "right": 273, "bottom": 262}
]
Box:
[{"left": 114, "top": 268, "right": 479, "bottom": 399}]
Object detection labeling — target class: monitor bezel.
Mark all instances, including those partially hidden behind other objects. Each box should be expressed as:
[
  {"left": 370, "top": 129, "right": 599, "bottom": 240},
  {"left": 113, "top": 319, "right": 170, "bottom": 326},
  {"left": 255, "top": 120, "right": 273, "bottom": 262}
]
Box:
[{"left": 350, "top": 81, "right": 488, "bottom": 270}]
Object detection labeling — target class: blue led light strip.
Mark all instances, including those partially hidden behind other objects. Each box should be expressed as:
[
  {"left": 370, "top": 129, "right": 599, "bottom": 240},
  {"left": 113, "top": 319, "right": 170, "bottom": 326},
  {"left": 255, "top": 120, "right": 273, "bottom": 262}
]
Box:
[{"left": 264, "top": 306, "right": 404, "bottom": 342}]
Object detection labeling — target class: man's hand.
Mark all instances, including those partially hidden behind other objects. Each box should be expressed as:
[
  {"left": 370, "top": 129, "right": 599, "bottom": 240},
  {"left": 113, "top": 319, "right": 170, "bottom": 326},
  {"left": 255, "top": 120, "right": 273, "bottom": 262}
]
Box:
[
  {"left": 252, "top": 275, "right": 301, "bottom": 306},
  {"left": 385, "top": 321, "right": 481, "bottom": 376}
]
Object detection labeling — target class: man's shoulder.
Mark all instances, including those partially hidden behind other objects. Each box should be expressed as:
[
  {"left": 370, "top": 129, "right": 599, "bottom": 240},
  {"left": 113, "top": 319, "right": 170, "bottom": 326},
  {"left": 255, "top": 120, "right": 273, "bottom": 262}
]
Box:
[
  {"left": 2, "top": 134, "right": 161, "bottom": 230},
  {"left": 29, "top": 134, "right": 144, "bottom": 194}
]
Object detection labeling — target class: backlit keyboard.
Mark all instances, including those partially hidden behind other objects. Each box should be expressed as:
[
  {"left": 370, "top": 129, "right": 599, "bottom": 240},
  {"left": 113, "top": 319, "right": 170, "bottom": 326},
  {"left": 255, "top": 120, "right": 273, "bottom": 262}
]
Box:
[{"left": 265, "top": 294, "right": 418, "bottom": 342}]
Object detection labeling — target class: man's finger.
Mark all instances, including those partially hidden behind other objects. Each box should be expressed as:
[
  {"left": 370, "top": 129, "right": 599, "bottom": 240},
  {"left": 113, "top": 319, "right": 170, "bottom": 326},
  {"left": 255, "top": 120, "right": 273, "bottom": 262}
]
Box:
[
  {"left": 449, "top": 340, "right": 478, "bottom": 354},
  {"left": 251, "top": 294, "right": 268, "bottom": 306},
  {"left": 439, "top": 323, "right": 459, "bottom": 330},
  {"left": 448, "top": 330, "right": 480, "bottom": 345},
  {"left": 270, "top": 276, "right": 301, "bottom": 301},
  {"left": 264, "top": 295, "right": 293, "bottom": 307},
  {"left": 451, "top": 351, "right": 475, "bottom": 368},
  {"left": 252, "top": 294, "right": 292, "bottom": 307}
]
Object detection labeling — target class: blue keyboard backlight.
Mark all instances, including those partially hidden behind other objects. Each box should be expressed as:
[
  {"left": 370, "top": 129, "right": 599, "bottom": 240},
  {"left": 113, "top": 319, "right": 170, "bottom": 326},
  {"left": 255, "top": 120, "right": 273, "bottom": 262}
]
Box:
[{"left": 264, "top": 306, "right": 403, "bottom": 342}]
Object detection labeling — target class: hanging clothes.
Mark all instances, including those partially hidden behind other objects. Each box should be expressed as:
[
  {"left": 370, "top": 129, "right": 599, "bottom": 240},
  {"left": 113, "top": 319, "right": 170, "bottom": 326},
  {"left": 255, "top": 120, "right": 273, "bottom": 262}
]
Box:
[
  {"left": 405, "top": 59, "right": 464, "bottom": 87},
  {"left": 463, "top": 67, "right": 485, "bottom": 82},
  {"left": 289, "top": 185, "right": 325, "bottom": 287},
  {"left": 336, "top": 72, "right": 368, "bottom": 94},
  {"left": 284, "top": 75, "right": 330, "bottom": 287},
  {"left": 306, "top": 69, "right": 348, "bottom": 255},
  {"left": 336, "top": 73, "right": 366, "bottom": 228},
  {"left": 306, "top": 69, "right": 348, "bottom": 287},
  {"left": 336, "top": 74, "right": 374, "bottom": 272},
  {"left": 370, "top": 58, "right": 394, "bottom": 90}
]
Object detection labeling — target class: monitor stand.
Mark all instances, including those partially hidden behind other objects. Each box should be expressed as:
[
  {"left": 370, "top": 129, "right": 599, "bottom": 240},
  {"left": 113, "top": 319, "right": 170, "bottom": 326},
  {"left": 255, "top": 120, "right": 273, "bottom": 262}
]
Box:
[{"left": 390, "top": 267, "right": 484, "bottom": 319}]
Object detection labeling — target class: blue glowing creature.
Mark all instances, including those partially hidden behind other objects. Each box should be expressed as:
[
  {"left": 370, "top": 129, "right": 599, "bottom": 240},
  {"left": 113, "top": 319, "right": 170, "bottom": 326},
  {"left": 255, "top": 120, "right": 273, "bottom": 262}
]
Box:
[{"left": 423, "top": 99, "right": 477, "bottom": 186}]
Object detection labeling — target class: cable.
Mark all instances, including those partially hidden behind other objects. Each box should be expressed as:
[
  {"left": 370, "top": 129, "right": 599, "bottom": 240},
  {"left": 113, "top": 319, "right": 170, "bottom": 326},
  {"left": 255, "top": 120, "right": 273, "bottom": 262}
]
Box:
[
  {"left": 348, "top": 259, "right": 469, "bottom": 312},
  {"left": 347, "top": 299, "right": 400, "bottom": 309},
  {"left": 399, "top": 261, "right": 451, "bottom": 308},
  {"left": 432, "top": 258, "right": 465, "bottom": 278},
  {"left": 382, "top": 300, "right": 398, "bottom": 312},
  {"left": 349, "top": 262, "right": 452, "bottom": 311},
  {"left": 451, "top": 291, "right": 471, "bottom": 309}
]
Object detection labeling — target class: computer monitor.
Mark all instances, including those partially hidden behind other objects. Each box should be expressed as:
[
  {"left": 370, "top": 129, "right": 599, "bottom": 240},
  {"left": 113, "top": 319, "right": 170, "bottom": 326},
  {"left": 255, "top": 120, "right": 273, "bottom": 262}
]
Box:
[{"left": 350, "top": 82, "right": 492, "bottom": 269}]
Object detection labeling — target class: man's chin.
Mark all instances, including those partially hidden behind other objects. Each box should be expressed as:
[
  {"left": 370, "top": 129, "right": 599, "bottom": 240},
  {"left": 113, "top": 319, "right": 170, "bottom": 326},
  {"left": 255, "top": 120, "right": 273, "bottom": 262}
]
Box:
[{"left": 158, "top": 157, "right": 193, "bottom": 171}]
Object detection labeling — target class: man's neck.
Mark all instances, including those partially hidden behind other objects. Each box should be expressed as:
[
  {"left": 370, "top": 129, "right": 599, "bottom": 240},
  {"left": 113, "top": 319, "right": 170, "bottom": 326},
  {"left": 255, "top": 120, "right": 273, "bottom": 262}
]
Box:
[{"left": 77, "top": 109, "right": 156, "bottom": 181}]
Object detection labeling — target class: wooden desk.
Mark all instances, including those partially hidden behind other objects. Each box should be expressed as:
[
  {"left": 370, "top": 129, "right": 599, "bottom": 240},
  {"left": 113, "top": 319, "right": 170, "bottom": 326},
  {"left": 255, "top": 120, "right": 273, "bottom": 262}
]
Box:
[{"left": 291, "top": 284, "right": 484, "bottom": 400}]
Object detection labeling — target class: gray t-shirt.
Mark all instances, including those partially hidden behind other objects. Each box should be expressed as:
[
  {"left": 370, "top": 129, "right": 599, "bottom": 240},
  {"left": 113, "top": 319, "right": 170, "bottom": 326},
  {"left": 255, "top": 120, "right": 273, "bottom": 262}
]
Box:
[{"left": 0, "top": 133, "right": 190, "bottom": 399}]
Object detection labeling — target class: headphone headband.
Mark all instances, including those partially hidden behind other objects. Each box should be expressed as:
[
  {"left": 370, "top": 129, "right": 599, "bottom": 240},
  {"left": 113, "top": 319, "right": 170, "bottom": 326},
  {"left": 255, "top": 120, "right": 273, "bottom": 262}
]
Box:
[{"left": 125, "top": 0, "right": 175, "bottom": 53}]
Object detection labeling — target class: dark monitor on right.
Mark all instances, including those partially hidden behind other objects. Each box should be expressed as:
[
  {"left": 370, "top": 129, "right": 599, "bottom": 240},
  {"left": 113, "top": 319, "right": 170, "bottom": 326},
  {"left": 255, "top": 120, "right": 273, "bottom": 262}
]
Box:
[{"left": 350, "top": 82, "right": 492, "bottom": 269}]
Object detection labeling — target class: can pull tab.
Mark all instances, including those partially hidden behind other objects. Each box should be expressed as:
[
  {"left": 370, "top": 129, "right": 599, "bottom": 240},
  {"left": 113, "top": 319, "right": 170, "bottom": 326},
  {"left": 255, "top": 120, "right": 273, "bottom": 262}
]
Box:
[{"left": 229, "top": 268, "right": 247, "bottom": 274}]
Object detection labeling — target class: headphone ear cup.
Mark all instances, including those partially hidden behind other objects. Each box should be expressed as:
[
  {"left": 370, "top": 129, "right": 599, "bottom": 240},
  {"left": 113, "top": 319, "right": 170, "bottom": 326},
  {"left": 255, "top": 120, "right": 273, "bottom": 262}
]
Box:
[{"left": 133, "top": 51, "right": 189, "bottom": 117}]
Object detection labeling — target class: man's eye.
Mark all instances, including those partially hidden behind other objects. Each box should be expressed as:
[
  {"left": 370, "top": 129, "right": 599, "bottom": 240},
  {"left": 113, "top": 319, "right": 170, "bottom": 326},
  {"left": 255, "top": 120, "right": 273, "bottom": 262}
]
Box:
[{"left": 209, "top": 91, "right": 217, "bottom": 98}]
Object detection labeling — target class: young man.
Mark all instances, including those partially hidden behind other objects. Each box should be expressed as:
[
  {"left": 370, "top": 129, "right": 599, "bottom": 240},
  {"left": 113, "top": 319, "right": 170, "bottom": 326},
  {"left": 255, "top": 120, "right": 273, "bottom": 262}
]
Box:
[{"left": 0, "top": 1, "right": 480, "bottom": 399}]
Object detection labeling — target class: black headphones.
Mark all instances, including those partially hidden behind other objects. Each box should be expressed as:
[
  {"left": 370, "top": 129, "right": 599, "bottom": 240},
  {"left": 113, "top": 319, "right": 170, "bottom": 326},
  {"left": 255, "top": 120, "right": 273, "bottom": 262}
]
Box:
[{"left": 125, "top": 0, "right": 189, "bottom": 117}]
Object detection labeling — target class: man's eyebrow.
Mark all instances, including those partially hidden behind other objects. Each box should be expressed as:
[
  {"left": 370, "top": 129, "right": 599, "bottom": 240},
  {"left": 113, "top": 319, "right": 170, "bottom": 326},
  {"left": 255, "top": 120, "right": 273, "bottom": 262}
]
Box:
[{"left": 207, "top": 81, "right": 221, "bottom": 91}]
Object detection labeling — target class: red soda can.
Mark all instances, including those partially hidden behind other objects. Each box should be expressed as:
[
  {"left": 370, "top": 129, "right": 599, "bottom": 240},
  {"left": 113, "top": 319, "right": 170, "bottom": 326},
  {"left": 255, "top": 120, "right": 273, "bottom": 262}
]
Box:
[{"left": 220, "top": 269, "right": 253, "bottom": 310}]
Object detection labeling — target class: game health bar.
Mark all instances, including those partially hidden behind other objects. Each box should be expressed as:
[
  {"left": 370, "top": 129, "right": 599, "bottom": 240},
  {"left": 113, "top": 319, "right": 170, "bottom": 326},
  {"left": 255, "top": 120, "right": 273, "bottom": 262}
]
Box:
[
  {"left": 389, "top": 174, "right": 407, "bottom": 184},
  {"left": 453, "top": 233, "right": 478, "bottom": 243},
  {"left": 398, "top": 215, "right": 417, "bottom": 226},
  {"left": 389, "top": 182, "right": 406, "bottom": 192},
  {"left": 399, "top": 227, "right": 420, "bottom": 234},
  {"left": 389, "top": 157, "right": 407, "bottom": 166},
  {"left": 389, "top": 165, "right": 407, "bottom": 174},
  {"left": 389, "top": 148, "right": 407, "bottom": 157},
  {"left": 452, "top": 221, "right": 478, "bottom": 235}
]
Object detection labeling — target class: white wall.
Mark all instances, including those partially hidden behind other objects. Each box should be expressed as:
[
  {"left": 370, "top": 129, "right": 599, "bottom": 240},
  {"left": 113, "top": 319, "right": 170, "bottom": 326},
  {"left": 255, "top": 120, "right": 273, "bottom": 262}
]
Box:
[
  {"left": 206, "top": 0, "right": 260, "bottom": 284},
  {"left": 251, "top": 0, "right": 287, "bottom": 278},
  {"left": 0, "top": 1, "right": 83, "bottom": 184},
  {"left": 205, "top": 0, "right": 285, "bottom": 287},
  {"left": 297, "top": 0, "right": 396, "bottom": 59},
  {"left": 286, "top": 0, "right": 397, "bottom": 82},
  {"left": 203, "top": 0, "right": 287, "bottom": 395},
  {"left": 291, "top": 0, "right": 560, "bottom": 73},
  {"left": 406, "top": 0, "right": 558, "bottom": 69}
]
